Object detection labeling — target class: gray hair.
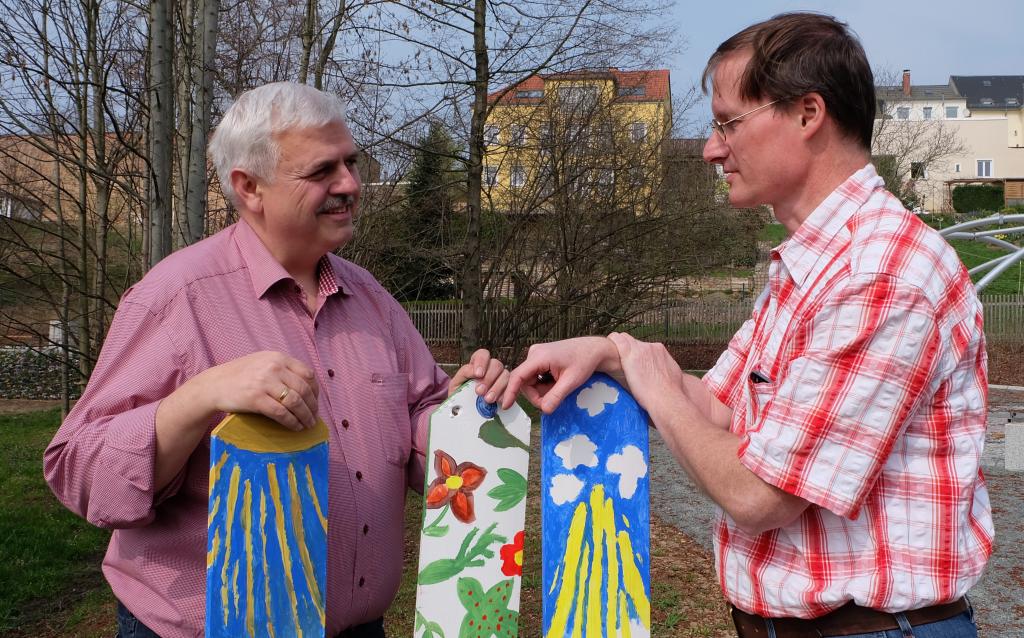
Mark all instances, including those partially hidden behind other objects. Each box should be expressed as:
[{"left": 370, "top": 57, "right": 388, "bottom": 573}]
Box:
[{"left": 210, "top": 82, "right": 349, "bottom": 208}]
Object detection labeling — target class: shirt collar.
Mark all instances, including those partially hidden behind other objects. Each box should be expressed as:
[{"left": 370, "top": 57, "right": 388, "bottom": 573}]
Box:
[
  {"left": 233, "top": 219, "right": 349, "bottom": 299},
  {"left": 774, "top": 163, "right": 884, "bottom": 288}
]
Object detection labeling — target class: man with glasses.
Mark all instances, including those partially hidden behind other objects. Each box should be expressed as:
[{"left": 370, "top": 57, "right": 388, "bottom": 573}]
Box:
[{"left": 502, "top": 12, "right": 991, "bottom": 638}]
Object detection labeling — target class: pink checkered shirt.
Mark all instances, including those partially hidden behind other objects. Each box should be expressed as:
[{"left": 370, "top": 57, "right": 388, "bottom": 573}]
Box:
[
  {"left": 702, "top": 164, "right": 993, "bottom": 619},
  {"left": 44, "top": 220, "right": 450, "bottom": 638}
]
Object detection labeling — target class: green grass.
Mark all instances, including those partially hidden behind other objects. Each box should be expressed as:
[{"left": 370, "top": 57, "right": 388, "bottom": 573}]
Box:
[
  {"left": 0, "top": 409, "right": 112, "bottom": 634},
  {"left": 758, "top": 222, "right": 789, "bottom": 245},
  {"left": 948, "top": 238, "right": 1024, "bottom": 295}
]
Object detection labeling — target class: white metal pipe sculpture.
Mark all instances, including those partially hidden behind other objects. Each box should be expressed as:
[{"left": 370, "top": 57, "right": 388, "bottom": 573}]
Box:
[{"left": 939, "top": 214, "right": 1024, "bottom": 292}]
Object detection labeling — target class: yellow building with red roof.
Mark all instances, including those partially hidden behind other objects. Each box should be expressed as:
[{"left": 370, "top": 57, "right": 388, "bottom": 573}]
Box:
[{"left": 482, "top": 68, "right": 672, "bottom": 213}]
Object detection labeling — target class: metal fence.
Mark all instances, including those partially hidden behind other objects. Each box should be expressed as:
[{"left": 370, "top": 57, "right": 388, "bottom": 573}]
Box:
[
  {"left": 984, "top": 294, "right": 1024, "bottom": 342},
  {"left": 404, "top": 294, "right": 1024, "bottom": 345}
]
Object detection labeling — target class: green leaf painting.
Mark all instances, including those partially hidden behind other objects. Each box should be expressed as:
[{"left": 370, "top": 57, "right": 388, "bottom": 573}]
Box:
[
  {"left": 418, "top": 523, "right": 507, "bottom": 585},
  {"left": 486, "top": 468, "right": 527, "bottom": 512},
  {"left": 457, "top": 576, "right": 519, "bottom": 638},
  {"left": 416, "top": 610, "right": 446, "bottom": 638},
  {"left": 479, "top": 418, "right": 529, "bottom": 452},
  {"left": 423, "top": 504, "right": 451, "bottom": 538}
]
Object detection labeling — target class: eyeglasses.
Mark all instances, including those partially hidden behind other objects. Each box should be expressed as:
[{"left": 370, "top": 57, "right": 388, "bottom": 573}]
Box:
[{"left": 710, "top": 98, "right": 787, "bottom": 142}]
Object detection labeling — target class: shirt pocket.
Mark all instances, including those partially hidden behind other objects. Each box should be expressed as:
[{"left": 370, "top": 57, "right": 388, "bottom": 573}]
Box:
[
  {"left": 370, "top": 372, "right": 413, "bottom": 466},
  {"left": 745, "top": 373, "right": 777, "bottom": 433}
]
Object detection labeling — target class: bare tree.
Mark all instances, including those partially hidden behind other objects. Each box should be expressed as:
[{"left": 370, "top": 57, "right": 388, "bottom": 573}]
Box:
[
  {"left": 347, "top": 0, "right": 678, "bottom": 358},
  {"left": 0, "top": 0, "right": 149, "bottom": 399}
]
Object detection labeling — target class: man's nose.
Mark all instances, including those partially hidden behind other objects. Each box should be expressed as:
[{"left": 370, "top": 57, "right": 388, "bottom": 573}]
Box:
[
  {"left": 331, "top": 166, "right": 360, "bottom": 194},
  {"left": 703, "top": 132, "right": 727, "bottom": 165}
]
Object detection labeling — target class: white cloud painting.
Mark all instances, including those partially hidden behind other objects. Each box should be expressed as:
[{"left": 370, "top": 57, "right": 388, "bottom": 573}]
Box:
[
  {"left": 554, "top": 434, "right": 598, "bottom": 470},
  {"left": 606, "top": 445, "right": 648, "bottom": 499},
  {"left": 576, "top": 381, "right": 619, "bottom": 417},
  {"left": 549, "top": 474, "right": 585, "bottom": 505}
]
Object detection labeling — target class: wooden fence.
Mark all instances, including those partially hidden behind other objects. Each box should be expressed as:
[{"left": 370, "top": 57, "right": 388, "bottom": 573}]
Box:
[{"left": 404, "top": 295, "right": 1024, "bottom": 345}]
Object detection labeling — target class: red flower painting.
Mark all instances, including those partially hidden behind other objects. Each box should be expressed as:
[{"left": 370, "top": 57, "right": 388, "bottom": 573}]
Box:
[
  {"left": 499, "top": 530, "right": 525, "bottom": 576},
  {"left": 425, "top": 450, "right": 487, "bottom": 523}
]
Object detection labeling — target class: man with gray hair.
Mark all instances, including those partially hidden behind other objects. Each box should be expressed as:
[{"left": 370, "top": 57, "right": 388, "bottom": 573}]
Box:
[{"left": 45, "top": 82, "right": 508, "bottom": 638}]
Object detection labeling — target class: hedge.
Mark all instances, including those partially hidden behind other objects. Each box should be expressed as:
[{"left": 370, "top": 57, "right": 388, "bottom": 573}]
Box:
[
  {"left": 951, "top": 184, "right": 1004, "bottom": 215},
  {"left": 0, "top": 347, "right": 80, "bottom": 400}
]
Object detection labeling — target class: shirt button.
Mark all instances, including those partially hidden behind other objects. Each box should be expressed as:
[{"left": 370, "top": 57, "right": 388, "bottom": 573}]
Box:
[
  {"left": 356, "top": 471, "right": 363, "bottom": 481},
  {"left": 363, "top": 524, "right": 369, "bottom": 535},
  {"left": 328, "top": 369, "right": 335, "bottom": 378},
  {"left": 358, "top": 576, "right": 365, "bottom": 587},
  {"left": 342, "top": 419, "right": 349, "bottom": 429}
]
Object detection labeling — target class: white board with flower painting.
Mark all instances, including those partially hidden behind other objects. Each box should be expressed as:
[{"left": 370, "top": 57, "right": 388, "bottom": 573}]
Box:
[
  {"left": 413, "top": 380, "right": 532, "bottom": 638},
  {"left": 541, "top": 373, "right": 651, "bottom": 638}
]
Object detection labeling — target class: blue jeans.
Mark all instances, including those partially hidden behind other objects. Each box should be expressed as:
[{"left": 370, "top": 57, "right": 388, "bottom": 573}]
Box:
[
  {"left": 759, "top": 603, "right": 977, "bottom": 638},
  {"left": 116, "top": 601, "right": 387, "bottom": 638}
]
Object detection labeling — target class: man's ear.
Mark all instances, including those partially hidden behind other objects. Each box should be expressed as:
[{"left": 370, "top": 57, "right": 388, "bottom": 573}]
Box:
[
  {"left": 230, "top": 168, "right": 263, "bottom": 214},
  {"left": 796, "top": 93, "right": 827, "bottom": 137}
]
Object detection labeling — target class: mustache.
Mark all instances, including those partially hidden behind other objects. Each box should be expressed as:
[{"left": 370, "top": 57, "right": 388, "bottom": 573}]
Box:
[{"left": 316, "top": 195, "right": 356, "bottom": 213}]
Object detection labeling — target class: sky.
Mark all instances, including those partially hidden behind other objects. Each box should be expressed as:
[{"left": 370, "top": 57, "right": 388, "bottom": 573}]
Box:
[{"left": 665, "top": 0, "right": 1024, "bottom": 130}]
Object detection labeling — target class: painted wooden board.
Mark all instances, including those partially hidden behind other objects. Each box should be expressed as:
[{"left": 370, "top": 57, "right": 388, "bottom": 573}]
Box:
[
  {"left": 541, "top": 373, "right": 651, "bottom": 638},
  {"left": 206, "top": 412, "right": 329, "bottom": 638},
  {"left": 413, "top": 381, "right": 532, "bottom": 638}
]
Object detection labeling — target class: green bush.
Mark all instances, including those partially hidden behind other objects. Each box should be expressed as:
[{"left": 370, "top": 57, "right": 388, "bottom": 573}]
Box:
[{"left": 951, "top": 184, "right": 1004, "bottom": 215}]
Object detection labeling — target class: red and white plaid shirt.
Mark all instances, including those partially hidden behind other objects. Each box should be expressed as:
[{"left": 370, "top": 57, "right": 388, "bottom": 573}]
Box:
[{"left": 703, "top": 164, "right": 993, "bottom": 619}]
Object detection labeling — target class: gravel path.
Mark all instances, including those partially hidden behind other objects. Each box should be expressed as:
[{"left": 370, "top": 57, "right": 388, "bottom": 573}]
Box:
[{"left": 649, "top": 388, "right": 1024, "bottom": 636}]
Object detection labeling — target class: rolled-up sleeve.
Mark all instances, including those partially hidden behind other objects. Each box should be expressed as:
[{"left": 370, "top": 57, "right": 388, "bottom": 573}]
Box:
[{"left": 43, "top": 299, "right": 186, "bottom": 528}]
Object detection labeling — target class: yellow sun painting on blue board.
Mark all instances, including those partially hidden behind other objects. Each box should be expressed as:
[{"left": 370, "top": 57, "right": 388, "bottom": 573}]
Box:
[
  {"left": 206, "top": 413, "right": 329, "bottom": 638},
  {"left": 541, "top": 374, "right": 651, "bottom": 638}
]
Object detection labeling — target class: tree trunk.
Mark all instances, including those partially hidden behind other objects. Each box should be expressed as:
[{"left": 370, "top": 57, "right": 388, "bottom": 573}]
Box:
[
  {"left": 298, "top": 0, "right": 316, "bottom": 85},
  {"left": 460, "top": 0, "right": 489, "bottom": 359},
  {"left": 149, "top": 0, "right": 174, "bottom": 266},
  {"left": 184, "top": 0, "right": 219, "bottom": 242}
]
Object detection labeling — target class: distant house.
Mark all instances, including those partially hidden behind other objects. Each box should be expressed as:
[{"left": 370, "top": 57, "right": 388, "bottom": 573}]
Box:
[
  {"left": 874, "top": 70, "right": 1024, "bottom": 211},
  {"left": 482, "top": 68, "right": 673, "bottom": 213}
]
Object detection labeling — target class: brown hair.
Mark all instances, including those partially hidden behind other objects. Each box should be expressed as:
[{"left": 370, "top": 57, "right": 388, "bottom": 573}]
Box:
[{"left": 701, "top": 12, "right": 876, "bottom": 151}]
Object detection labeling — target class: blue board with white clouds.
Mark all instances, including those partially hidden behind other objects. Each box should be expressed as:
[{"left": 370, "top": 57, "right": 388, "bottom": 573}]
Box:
[{"left": 541, "top": 373, "right": 651, "bottom": 638}]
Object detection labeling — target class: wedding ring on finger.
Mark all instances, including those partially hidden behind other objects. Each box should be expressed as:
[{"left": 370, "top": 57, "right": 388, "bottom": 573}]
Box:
[{"left": 276, "top": 387, "right": 290, "bottom": 403}]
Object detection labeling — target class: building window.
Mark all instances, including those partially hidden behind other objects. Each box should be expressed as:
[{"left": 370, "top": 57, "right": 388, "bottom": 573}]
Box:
[
  {"left": 896, "top": 107, "right": 910, "bottom": 120},
  {"left": 509, "top": 125, "right": 526, "bottom": 146},
  {"left": 617, "top": 85, "right": 645, "bottom": 97},
  {"left": 945, "top": 106, "right": 958, "bottom": 118},
  {"left": 977, "top": 159, "right": 992, "bottom": 178},
  {"left": 538, "top": 123, "right": 552, "bottom": 144},
  {"left": 0, "top": 193, "right": 39, "bottom": 220},
  {"left": 484, "top": 125, "right": 499, "bottom": 147},
  {"left": 558, "top": 85, "right": 599, "bottom": 111},
  {"left": 630, "top": 121, "right": 647, "bottom": 142},
  {"left": 514, "top": 89, "right": 543, "bottom": 99},
  {"left": 484, "top": 166, "right": 498, "bottom": 187},
  {"left": 511, "top": 165, "right": 526, "bottom": 188},
  {"left": 910, "top": 162, "right": 927, "bottom": 179},
  {"left": 922, "top": 107, "right": 932, "bottom": 120},
  {"left": 954, "top": 163, "right": 961, "bottom": 173}
]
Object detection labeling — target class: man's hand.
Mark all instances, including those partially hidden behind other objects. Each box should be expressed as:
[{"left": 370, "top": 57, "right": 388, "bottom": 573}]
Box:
[
  {"left": 449, "top": 349, "right": 511, "bottom": 405},
  {"left": 190, "top": 351, "right": 320, "bottom": 431},
  {"left": 606, "top": 332, "right": 686, "bottom": 425},
  {"left": 503, "top": 337, "right": 622, "bottom": 414}
]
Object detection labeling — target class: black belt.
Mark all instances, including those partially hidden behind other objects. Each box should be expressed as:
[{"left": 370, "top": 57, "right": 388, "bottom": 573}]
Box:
[{"left": 731, "top": 597, "right": 968, "bottom": 637}]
